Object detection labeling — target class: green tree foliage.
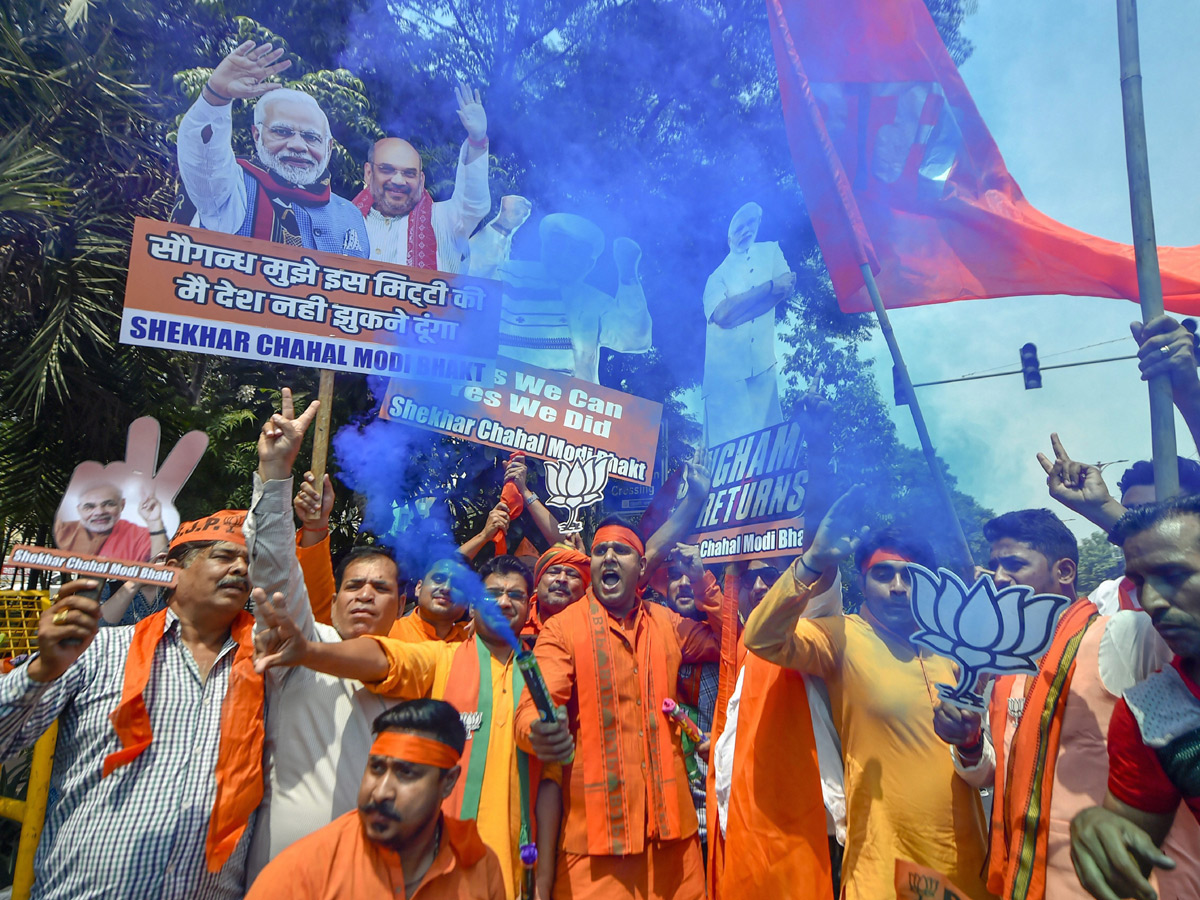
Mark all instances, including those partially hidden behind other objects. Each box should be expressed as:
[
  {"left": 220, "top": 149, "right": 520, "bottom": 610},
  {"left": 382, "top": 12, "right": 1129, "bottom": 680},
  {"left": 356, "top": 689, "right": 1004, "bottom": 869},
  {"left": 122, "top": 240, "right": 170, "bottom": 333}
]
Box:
[
  {"left": 1, "top": 0, "right": 987, "bottom": 577},
  {"left": 1077, "top": 530, "right": 1123, "bottom": 596}
]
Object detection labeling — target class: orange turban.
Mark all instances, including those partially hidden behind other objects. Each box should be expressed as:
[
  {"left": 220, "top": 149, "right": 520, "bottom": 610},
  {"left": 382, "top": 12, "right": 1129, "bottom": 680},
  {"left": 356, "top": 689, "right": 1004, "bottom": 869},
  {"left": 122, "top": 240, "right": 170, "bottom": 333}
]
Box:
[{"left": 534, "top": 543, "right": 590, "bottom": 586}]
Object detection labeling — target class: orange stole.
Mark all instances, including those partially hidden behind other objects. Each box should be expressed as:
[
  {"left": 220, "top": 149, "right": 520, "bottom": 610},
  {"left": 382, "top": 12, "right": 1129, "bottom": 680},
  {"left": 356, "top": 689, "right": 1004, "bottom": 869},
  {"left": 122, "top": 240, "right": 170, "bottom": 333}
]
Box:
[
  {"left": 987, "top": 599, "right": 1099, "bottom": 900},
  {"left": 105, "top": 608, "right": 264, "bottom": 872},
  {"left": 441, "top": 638, "right": 541, "bottom": 832},
  {"left": 573, "top": 592, "right": 682, "bottom": 855},
  {"left": 717, "top": 651, "right": 832, "bottom": 899}
]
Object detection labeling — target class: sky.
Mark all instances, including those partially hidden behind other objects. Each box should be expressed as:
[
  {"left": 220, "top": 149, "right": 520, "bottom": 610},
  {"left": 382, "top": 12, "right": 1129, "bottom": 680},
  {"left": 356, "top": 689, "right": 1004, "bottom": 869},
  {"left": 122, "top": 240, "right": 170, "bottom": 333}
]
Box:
[{"left": 857, "top": 0, "right": 1200, "bottom": 537}]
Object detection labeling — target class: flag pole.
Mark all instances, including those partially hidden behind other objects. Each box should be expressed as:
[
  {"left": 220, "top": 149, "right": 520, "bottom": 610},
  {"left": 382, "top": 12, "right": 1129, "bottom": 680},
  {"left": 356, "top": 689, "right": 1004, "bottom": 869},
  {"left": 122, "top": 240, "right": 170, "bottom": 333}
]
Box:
[
  {"left": 1116, "top": 0, "right": 1180, "bottom": 499},
  {"left": 310, "top": 369, "right": 335, "bottom": 484},
  {"left": 860, "top": 263, "right": 975, "bottom": 572}
]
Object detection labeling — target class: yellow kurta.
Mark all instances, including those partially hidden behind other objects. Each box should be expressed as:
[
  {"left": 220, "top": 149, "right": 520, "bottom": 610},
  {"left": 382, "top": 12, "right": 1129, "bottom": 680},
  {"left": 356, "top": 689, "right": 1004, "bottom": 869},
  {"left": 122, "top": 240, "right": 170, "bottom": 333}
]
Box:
[
  {"left": 364, "top": 637, "right": 524, "bottom": 900},
  {"left": 746, "top": 572, "right": 994, "bottom": 900}
]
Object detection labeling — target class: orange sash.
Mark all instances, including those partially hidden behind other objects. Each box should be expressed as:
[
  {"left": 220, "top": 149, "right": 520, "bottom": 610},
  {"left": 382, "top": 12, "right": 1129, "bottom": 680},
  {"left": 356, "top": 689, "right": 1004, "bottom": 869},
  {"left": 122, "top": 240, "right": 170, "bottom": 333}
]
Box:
[
  {"left": 441, "top": 636, "right": 542, "bottom": 837},
  {"left": 573, "top": 590, "right": 680, "bottom": 855},
  {"left": 719, "top": 651, "right": 832, "bottom": 899},
  {"left": 987, "top": 598, "right": 1098, "bottom": 900},
  {"left": 104, "top": 608, "right": 264, "bottom": 872}
]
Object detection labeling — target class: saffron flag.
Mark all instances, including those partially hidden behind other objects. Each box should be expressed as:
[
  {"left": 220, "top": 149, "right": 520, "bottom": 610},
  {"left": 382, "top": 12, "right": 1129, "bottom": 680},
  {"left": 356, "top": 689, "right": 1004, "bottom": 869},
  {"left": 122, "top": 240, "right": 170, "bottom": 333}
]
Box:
[{"left": 767, "top": 0, "right": 1200, "bottom": 314}]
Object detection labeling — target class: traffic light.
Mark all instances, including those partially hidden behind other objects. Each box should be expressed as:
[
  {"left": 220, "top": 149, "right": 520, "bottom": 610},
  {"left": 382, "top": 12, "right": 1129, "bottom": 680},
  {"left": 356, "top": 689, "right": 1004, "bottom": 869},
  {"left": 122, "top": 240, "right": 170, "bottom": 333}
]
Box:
[
  {"left": 892, "top": 365, "right": 908, "bottom": 406},
  {"left": 1020, "top": 342, "right": 1041, "bottom": 390}
]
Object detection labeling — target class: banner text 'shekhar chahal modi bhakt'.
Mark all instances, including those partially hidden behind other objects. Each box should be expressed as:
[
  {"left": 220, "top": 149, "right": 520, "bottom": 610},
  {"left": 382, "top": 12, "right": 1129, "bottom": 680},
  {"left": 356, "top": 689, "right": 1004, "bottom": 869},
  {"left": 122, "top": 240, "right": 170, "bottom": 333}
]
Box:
[{"left": 119, "top": 218, "right": 500, "bottom": 386}]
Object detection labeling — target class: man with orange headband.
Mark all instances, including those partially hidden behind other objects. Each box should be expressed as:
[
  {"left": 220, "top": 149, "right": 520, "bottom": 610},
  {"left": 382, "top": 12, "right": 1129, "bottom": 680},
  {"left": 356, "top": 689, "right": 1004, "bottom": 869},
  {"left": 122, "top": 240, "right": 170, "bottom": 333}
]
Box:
[
  {"left": 252, "top": 554, "right": 546, "bottom": 900},
  {"left": 744, "top": 496, "right": 994, "bottom": 900},
  {"left": 937, "top": 509, "right": 1197, "bottom": 900},
  {"left": 0, "top": 507, "right": 267, "bottom": 899},
  {"left": 246, "top": 699, "right": 505, "bottom": 898},
  {"left": 513, "top": 514, "right": 720, "bottom": 900}
]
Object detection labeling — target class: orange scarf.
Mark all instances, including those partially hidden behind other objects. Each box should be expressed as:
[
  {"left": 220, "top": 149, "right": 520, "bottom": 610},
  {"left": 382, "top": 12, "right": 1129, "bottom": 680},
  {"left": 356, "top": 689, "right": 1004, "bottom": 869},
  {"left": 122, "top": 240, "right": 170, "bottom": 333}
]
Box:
[
  {"left": 104, "top": 608, "right": 264, "bottom": 872},
  {"left": 987, "top": 598, "right": 1098, "bottom": 900},
  {"left": 719, "top": 653, "right": 832, "bottom": 899},
  {"left": 573, "top": 590, "right": 680, "bottom": 855},
  {"left": 441, "top": 636, "right": 541, "bottom": 837}
]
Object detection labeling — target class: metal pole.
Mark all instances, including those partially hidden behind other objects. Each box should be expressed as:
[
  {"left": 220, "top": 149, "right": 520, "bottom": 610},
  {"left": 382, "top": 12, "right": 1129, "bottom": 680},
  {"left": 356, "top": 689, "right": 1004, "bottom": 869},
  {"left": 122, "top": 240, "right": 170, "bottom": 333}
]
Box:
[
  {"left": 861, "top": 264, "right": 974, "bottom": 571},
  {"left": 1116, "top": 0, "right": 1180, "bottom": 499}
]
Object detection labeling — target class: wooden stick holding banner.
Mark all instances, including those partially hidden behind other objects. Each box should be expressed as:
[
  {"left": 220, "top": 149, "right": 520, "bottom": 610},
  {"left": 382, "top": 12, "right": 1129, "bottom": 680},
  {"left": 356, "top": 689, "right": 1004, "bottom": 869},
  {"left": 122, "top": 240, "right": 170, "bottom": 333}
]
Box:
[
  {"left": 860, "top": 263, "right": 975, "bottom": 572},
  {"left": 310, "top": 369, "right": 335, "bottom": 484},
  {"left": 1115, "top": 0, "right": 1180, "bottom": 499}
]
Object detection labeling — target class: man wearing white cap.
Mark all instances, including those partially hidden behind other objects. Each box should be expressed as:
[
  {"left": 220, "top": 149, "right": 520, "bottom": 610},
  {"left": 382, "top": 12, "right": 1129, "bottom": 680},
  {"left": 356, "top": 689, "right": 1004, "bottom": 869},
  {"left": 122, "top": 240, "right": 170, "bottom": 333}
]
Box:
[
  {"left": 701, "top": 203, "right": 796, "bottom": 448},
  {"left": 497, "top": 213, "right": 651, "bottom": 384}
]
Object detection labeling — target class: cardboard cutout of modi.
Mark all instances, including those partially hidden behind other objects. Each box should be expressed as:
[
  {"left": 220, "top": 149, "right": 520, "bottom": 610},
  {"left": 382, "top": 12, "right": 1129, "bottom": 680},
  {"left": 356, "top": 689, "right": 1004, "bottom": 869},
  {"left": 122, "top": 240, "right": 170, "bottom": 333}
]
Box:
[
  {"left": 701, "top": 201, "right": 797, "bottom": 447},
  {"left": 52, "top": 417, "right": 209, "bottom": 565}
]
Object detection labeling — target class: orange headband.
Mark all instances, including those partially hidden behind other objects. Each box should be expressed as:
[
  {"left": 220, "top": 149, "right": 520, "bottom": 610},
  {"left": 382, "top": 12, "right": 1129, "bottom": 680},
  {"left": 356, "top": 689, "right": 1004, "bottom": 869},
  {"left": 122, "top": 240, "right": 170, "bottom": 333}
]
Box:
[
  {"left": 369, "top": 732, "right": 460, "bottom": 769},
  {"left": 169, "top": 509, "right": 247, "bottom": 551},
  {"left": 535, "top": 544, "right": 590, "bottom": 585},
  {"left": 593, "top": 525, "right": 645, "bottom": 557},
  {"left": 862, "top": 548, "right": 913, "bottom": 573}
]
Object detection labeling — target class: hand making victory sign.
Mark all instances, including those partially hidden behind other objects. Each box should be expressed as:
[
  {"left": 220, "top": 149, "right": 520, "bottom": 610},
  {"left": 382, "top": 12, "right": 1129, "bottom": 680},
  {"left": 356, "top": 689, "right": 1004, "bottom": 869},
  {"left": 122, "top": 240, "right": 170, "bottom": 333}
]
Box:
[
  {"left": 257, "top": 388, "right": 321, "bottom": 483},
  {"left": 1036, "top": 432, "right": 1127, "bottom": 532}
]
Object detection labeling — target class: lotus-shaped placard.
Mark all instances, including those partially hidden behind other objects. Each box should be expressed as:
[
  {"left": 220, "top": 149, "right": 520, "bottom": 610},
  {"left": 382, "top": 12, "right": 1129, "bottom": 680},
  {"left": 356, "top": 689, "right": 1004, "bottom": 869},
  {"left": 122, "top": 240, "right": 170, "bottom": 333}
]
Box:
[
  {"left": 542, "top": 455, "right": 614, "bottom": 534},
  {"left": 907, "top": 564, "right": 1073, "bottom": 711}
]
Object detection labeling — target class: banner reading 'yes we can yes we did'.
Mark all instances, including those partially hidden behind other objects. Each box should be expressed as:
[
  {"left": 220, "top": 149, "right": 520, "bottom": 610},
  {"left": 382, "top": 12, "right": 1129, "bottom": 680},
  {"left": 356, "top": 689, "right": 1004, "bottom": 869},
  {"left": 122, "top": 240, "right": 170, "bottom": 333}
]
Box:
[{"left": 379, "top": 357, "right": 662, "bottom": 485}]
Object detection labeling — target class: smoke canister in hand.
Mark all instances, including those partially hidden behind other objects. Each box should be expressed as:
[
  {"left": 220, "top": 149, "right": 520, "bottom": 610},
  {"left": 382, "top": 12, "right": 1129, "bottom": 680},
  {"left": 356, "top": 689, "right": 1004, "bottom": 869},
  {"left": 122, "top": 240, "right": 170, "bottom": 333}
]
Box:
[{"left": 662, "top": 697, "right": 705, "bottom": 743}]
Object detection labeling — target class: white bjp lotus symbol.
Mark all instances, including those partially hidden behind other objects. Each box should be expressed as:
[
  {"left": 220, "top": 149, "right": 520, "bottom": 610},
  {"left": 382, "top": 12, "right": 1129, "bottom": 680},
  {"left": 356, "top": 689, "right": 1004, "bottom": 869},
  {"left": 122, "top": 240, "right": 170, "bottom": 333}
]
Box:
[
  {"left": 543, "top": 455, "right": 613, "bottom": 534},
  {"left": 907, "top": 564, "right": 1073, "bottom": 711}
]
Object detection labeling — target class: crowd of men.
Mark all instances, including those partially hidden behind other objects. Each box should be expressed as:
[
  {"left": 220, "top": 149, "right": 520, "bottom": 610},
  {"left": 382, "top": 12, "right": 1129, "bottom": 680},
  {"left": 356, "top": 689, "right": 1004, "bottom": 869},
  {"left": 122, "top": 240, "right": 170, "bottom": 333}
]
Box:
[
  {"left": 5, "top": 36, "right": 1200, "bottom": 897},
  {"left": 5, "top": 310, "right": 1200, "bottom": 900}
]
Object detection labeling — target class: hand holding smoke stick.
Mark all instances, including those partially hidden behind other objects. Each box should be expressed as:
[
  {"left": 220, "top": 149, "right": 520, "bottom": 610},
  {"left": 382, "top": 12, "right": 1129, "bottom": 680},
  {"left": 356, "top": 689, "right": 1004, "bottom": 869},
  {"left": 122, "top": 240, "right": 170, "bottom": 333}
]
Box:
[
  {"left": 472, "top": 589, "right": 575, "bottom": 764},
  {"left": 662, "top": 698, "right": 706, "bottom": 744},
  {"left": 519, "top": 843, "right": 538, "bottom": 900}
]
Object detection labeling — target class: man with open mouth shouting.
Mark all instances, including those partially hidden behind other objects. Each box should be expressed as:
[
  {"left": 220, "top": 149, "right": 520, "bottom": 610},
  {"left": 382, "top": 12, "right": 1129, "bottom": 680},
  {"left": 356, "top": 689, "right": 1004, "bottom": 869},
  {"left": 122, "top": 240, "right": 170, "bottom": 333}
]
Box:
[{"left": 514, "top": 515, "right": 719, "bottom": 900}]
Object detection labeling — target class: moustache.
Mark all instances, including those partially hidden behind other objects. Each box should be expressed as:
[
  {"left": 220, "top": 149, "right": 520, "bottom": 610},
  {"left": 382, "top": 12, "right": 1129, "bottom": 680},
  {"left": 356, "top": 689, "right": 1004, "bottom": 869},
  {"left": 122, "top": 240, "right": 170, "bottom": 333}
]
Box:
[
  {"left": 218, "top": 577, "right": 249, "bottom": 592},
  {"left": 361, "top": 800, "right": 403, "bottom": 822}
]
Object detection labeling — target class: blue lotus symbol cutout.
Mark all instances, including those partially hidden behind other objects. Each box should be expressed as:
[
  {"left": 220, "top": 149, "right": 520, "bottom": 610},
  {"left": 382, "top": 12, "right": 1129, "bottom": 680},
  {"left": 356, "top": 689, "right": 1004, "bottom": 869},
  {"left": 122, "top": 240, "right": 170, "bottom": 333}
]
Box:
[{"left": 907, "top": 564, "right": 1072, "bottom": 710}]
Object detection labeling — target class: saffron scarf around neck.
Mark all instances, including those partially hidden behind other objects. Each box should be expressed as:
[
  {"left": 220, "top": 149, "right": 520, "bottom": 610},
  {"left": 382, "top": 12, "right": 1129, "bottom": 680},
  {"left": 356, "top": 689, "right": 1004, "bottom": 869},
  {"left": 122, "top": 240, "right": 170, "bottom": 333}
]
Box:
[
  {"left": 572, "top": 591, "right": 680, "bottom": 855},
  {"left": 237, "top": 158, "right": 331, "bottom": 245},
  {"left": 103, "top": 607, "right": 265, "bottom": 873},
  {"left": 987, "top": 598, "right": 1098, "bottom": 900},
  {"left": 442, "top": 635, "right": 541, "bottom": 845}
]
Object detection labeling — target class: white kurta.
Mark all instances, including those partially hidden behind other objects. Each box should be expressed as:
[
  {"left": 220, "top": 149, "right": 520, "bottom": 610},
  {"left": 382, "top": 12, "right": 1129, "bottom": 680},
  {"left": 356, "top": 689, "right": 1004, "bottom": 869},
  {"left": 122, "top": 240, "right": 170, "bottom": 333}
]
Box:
[
  {"left": 364, "top": 141, "right": 490, "bottom": 274},
  {"left": 243, "top": 475, "right": 394, "bottom": 883},
  {"left": 702, "top": 241, "right": 789, "bottom": 447}
]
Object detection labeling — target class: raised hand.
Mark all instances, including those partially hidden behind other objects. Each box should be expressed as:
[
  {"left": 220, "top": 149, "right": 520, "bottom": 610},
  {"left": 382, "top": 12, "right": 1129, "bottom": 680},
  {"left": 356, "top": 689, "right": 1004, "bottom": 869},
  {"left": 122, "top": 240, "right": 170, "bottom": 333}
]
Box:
[
  {"left": 207, "top": 40, "right": 293, "bottom": 103},
  {"left": 454, "top": 81, "right": 487, "bottom": 143},
  {"left": 932, "top": 702, "right": 983, "bottom": 749},
  {"left": 496, "top": 195, "right": 532, "bottom": 233},
  {"left": 1036, "top": 433, "right": 1115, "bottom": 514},
  {"left": 482, "top": 502, "right": 510, "bottom": 540},
  {"left": 29, "top": 580, "right": 102, "bottom": 682},
  {"left": 252, "top": 590, "right": 308, "bottom": 673},
  {"left": 138, "top": 493, "right": 164, "bottom": 529},
  {"left": 671, "top": 543, "right": 705, "bottom": 583},
  {"left": 293, "top": 471, "right": 334, "bottom": 529},
  {"left": 505, "top": 454, "right": 528, "bottom": 492},
  {"left": 1131, "top": 314, "right": 1199, "bottom": 395},
  {"left": 802, "top": 484, "right": 869, "bottom": 573},
  {"left": 257, "top": 387, "right": 321, "bottom": 482},
  {"left": 612, "top": 237, "right": 641, "bottom": 284},
  {"left": 683, "top": 451, "right": 712, "bottom": 500}
]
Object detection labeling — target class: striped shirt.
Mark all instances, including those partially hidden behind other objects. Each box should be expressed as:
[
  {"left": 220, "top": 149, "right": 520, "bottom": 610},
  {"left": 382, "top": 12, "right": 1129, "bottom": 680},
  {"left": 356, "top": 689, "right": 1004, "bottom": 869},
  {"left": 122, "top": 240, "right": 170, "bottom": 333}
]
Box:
[{"left": 0, "top": 612, "right": 252, "bottom": 899}]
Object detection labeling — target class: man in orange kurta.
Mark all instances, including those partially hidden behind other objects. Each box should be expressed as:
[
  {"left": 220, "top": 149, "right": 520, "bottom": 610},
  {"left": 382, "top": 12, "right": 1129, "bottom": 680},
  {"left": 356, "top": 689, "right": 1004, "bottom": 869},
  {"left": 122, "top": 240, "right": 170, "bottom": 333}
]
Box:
[
  {"left": 245, "top": 699, "right": 505, "bottom": 900},
  {"left": 514, "top": 516, "right": 720, "bottom": 900}
]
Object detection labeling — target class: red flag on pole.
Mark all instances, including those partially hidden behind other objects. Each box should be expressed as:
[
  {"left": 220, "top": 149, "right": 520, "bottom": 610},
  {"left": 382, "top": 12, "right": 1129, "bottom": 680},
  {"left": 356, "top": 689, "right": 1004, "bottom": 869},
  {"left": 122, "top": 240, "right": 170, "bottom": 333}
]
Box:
[{"left": 767, "top": 0, "right": 1200, "bottom": 314}]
